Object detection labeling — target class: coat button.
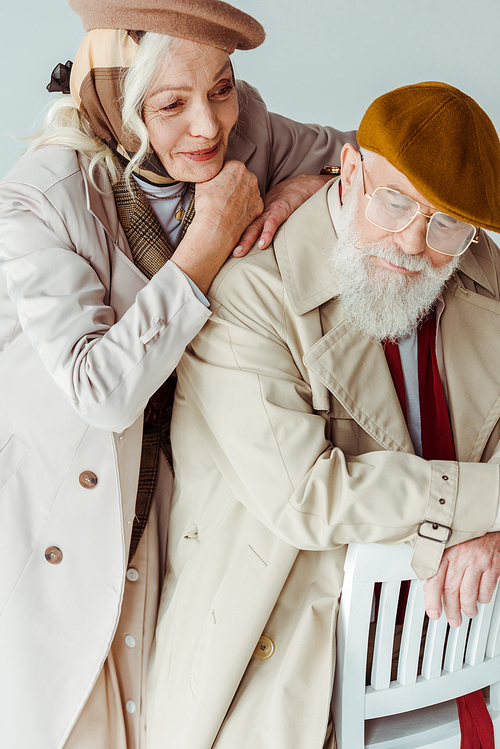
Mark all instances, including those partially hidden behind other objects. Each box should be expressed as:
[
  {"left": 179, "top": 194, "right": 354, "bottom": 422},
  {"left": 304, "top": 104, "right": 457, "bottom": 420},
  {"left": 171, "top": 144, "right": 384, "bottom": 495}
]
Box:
[
  {"left": 126, "top": 700, "right": 136, "bottom": 714},
  {"left": 79, "top": 471, "right": 98, "bottom": 489},
  {"left": 126, "top": 568, "right": 139, "bottom": 582},
  {"left": 45, "top": 546, "right": 63, "bottom": 564},
  {"left": 125, "top": 635, "right": 136, "bottom": 648},
  {"left": 253, "top": 635, "right": 275, "bottom": 660}
]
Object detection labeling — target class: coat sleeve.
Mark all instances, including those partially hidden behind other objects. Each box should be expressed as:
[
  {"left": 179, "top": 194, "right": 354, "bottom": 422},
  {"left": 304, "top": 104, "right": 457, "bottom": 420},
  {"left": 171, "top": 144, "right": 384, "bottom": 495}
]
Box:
[
  {"left": 176, "top": 253, "right": 499, "bottom": 580},
  {"left": 230, "top": 81, "right": 358, "bottom": 194},
  {"left": 0, "top": 175, "right": 210, "bottom": 433}
]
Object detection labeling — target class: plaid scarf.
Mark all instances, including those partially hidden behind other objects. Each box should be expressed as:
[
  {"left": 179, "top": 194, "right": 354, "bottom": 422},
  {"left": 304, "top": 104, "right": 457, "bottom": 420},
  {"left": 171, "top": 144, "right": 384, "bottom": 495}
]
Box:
[{"left": 112, "top": 164, "right": 195, "bottom": 559}]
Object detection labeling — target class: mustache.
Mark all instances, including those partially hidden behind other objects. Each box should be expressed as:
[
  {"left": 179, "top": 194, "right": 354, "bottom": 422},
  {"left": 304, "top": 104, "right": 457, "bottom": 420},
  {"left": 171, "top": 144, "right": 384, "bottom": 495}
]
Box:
[{"left": 355, "top": 242, "right": 435, "bottom": 272}]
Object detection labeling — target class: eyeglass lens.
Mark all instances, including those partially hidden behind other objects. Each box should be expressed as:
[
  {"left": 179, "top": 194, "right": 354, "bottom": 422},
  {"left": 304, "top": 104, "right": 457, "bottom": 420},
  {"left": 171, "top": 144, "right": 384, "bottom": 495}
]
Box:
[{"left": 366, "top": 188, "right": 476, "bottom": 255}]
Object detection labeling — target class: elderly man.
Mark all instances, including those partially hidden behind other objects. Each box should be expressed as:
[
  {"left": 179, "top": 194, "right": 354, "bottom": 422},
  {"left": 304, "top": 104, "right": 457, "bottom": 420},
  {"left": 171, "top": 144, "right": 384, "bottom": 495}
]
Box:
[{"left": 148, "top": 82, "right": 500, "bottom": 749}]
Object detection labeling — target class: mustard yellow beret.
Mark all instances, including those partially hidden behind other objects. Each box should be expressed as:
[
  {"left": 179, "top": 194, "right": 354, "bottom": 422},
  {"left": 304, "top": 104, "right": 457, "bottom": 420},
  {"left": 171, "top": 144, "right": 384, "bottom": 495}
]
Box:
[
  {"left": 69, "top": 0, "right": 265, "bottom": 53},
  {"left": 357, "top": 81, "right": 500, "bottom": 232}
]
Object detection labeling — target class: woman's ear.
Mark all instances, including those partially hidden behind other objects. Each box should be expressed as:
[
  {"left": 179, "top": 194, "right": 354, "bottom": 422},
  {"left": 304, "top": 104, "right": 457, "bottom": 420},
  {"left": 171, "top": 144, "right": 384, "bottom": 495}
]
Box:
[{"left": 340, "top": 143, "right": 360, "bottom": 198}]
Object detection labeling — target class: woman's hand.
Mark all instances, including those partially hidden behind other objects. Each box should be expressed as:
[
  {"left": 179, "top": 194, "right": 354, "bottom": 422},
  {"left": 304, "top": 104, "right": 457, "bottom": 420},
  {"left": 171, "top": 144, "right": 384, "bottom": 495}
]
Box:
[
  {"left": 233, "top": 173, "right": 332, "bottom": 257},
  {"left": 171, "top": 160, "right": 263, "bottom": 295}
]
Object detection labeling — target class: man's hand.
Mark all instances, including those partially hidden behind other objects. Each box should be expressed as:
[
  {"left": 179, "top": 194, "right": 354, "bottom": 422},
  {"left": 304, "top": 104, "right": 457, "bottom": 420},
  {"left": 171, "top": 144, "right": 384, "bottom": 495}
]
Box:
[
  {"left": 423, "top": 532, "right": 500, "bottom": 627},
  {"left": 233, "top": 174, "right": 332, "bottom": 257}
]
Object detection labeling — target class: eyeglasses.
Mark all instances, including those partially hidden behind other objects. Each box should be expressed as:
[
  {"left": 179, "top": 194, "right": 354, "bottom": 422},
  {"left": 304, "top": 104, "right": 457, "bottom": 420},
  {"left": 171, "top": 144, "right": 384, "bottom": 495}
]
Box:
[{"left": 359, "top": 156, "right": 479, "bottom": 256}]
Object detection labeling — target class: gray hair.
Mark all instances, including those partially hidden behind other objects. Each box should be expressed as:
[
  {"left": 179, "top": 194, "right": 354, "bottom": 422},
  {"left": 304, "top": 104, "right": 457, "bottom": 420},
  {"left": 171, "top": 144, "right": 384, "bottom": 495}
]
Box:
[{"left": 28, "top": 32, "right": 176, "bottom": 189}]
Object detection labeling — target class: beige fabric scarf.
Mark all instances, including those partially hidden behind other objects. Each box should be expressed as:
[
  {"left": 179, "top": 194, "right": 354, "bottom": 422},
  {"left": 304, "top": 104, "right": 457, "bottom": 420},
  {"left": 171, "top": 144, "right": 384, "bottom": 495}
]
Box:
[{"left": 71, "top": 29, "right": 177, "bottom": 184}]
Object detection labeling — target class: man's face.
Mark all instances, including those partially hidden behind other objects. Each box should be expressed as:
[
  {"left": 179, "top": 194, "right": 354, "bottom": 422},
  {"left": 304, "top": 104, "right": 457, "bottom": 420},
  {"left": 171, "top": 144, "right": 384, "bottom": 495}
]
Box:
[
  {"left": 329, "top": 146, "right": 461, "bottom": 342},
  {"left": 342, "top": 147, "right": 456, "bottom": 270}
]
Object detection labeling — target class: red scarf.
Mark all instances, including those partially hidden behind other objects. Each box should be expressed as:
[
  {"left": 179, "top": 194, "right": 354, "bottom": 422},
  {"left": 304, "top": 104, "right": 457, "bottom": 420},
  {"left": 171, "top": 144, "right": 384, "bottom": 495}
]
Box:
[{"left": 385, "top": 314, "right": 494, "bottom": 749}]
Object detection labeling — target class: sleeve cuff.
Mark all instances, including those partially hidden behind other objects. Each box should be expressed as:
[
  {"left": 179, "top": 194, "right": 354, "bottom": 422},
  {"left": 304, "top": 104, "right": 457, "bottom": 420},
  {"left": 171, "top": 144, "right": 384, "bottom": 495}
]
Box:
[{"left": 177, "top": 268, "right": 210, "bottom": 308}]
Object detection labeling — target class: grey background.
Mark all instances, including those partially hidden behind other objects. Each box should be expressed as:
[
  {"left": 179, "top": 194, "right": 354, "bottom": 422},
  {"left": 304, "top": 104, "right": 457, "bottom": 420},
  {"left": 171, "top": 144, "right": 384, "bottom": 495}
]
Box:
[{"left": 1, "top": 0, "right": 499, "bottom": 179}]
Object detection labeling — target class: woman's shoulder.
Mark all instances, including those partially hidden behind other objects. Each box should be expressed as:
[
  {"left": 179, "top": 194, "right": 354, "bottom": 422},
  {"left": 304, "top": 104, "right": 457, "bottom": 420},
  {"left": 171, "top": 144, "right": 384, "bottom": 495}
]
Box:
[{"left": 1, "top": 146, "right": 84, "bottom": 195}]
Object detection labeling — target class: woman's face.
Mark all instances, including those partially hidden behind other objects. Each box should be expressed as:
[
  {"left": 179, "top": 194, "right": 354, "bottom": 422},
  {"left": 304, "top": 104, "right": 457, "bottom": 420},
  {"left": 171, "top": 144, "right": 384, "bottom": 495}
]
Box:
[{"left": 143, "top": 39, "right": 239, "bottom": 183}]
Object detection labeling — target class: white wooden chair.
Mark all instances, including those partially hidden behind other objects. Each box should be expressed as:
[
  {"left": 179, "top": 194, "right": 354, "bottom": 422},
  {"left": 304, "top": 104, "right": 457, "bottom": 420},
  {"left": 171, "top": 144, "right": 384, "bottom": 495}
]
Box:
[{"left": 332, "top": 543, "right": 500, "bottom": 748}]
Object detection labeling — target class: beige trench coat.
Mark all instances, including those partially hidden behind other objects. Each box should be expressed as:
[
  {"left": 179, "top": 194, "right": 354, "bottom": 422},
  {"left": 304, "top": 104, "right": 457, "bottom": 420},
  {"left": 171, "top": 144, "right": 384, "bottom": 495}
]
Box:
[
  {"left": 0, "top": 82, "right": 355, "bottom": 749},
  {"left": 148, "top": 182, "right": 500, "bottom": 749}
]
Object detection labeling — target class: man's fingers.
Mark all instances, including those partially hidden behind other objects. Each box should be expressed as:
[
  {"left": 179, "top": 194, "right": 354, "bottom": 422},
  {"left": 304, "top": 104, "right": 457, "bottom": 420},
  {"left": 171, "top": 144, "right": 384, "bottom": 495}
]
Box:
[
  {"left": 423, "top": 557, "right": 448, "bottom": 620},
  {"left": 478, "top": 569, "right": 499, "bottom": 605},
  {"left": 426, "top": 559, "right": 463, "bottom": 627},
  {"left": 423, "top": 534, "right": 500, "bottom": 629},
  {"left": 441, "top": 581, "right": 465, "bottom": 627},
  {"left": 451, "top": 569, "right": 482, "bottom": 620}
]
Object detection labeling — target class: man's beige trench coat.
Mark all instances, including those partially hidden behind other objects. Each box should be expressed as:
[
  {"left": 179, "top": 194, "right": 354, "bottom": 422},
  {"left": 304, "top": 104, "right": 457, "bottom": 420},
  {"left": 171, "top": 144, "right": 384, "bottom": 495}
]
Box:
[
  {"left": 0, "top": 82, "right": 355, "bottom": 749},
  {"left": 148, "top": 182, "right": 500, "bottom": 749}
]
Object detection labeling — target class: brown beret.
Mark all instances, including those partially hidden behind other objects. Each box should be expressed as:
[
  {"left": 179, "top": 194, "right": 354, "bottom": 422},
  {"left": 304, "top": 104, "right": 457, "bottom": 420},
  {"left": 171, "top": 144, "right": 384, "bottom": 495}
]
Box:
[
  {"left": 68, "top": 0, "right": 265, "bottom": 53},
  {"left": 357, "top": 81, "right": 500, "bottom": 232}
]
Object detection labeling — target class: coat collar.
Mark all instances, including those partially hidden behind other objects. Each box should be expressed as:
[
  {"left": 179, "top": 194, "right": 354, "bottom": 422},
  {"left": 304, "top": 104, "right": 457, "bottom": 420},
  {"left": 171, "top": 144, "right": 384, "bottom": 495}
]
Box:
[
  {"left": 458, "top": 243, "right": 495, "bottom": 295},
  {"left": 273, "top": 180, "right": 341, "bottom": 316}
]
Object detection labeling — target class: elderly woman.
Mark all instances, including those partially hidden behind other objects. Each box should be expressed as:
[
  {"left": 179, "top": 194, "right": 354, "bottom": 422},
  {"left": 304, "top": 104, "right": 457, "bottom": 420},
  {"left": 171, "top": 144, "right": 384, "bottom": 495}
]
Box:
[{"left": 0, "top": 1, "right": 355, "bottom": 748}]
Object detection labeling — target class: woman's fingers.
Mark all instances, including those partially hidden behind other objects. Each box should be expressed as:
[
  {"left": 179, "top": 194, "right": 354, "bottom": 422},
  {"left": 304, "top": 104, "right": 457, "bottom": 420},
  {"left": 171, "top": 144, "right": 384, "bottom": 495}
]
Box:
[
  {"left": 172, "top": 161, "right": 263, "bottom": 293},
  {"left": 235, "top": 173, "right": 333, "bottom": 256},
  {"left": 234, "top": 217, "right": 265, "bottom": 256}
]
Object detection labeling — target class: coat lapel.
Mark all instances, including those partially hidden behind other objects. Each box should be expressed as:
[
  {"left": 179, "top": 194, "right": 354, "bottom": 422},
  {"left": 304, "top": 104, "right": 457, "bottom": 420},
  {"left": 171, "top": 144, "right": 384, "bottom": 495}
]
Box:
[
  {"left": 79, "top": 156, "right": 130, "bottom": 253},
  {"left": 79, "top": 156, "right": 149, "bottom": 319},
  {"left": 442, "top": 279, "right": 500, "bottom": 461},
  {"left": 304, "top": 318, "right": 414, "bottom": 453}
]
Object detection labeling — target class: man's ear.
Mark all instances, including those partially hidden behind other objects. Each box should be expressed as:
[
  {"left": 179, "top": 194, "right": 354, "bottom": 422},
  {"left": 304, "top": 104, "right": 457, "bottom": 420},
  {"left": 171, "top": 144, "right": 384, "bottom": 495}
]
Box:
[{"left": 340, "top": 143, "right": 360, "bottom": 198}]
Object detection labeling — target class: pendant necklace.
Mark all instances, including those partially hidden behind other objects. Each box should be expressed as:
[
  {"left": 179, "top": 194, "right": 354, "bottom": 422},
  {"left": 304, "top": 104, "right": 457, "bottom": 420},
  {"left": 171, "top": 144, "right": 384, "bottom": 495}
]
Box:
[{"left": 141, "top": 182, "right": 190, "bottom": 222}]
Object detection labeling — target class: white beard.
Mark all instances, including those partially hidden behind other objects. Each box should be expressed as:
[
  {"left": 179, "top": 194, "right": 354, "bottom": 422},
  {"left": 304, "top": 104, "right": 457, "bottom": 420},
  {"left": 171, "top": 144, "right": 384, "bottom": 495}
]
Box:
[{"left": 329, "top": 187, "right": 461, "bottom": 342}]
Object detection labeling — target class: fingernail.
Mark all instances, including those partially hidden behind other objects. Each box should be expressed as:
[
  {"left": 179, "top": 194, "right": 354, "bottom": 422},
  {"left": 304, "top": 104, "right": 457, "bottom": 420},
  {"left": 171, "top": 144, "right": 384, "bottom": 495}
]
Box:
[
  {"left": 449, "top": 620, "right": 460, "bottom": 628},
  {"left": 233, "top": 246, "right": 243, "bottom": 256},
  {"left": 258, "top": 238, "right": 265, "bottom": 249},
  {"left": 428, "top": 609, "right": 440, "bottom": 620}
]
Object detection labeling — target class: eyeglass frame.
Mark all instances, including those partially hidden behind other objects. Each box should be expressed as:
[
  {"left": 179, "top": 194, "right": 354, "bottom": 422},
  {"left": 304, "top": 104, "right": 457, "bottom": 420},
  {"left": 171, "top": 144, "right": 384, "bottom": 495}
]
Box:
[{"left": 358, "top": 152, "right": 480, "bottom": 257}]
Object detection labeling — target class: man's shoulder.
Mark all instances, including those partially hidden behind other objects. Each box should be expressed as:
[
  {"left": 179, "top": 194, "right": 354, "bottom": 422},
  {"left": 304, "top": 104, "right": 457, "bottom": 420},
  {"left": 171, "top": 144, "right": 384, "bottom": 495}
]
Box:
[
  {"left": 209, "top": 183, "right": 337, "bottom": 316},
  {"left": 209, "top": 243, "right": 284, "bottom": 313}
]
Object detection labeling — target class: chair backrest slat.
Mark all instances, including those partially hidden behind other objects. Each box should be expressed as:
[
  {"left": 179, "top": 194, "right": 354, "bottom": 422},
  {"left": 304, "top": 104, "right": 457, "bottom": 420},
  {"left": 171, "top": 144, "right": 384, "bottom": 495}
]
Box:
[
  {"left": 371, "top": 581, "right": 400, "bottom": 690},
  {"left": 487, "top": 582, "right": 500, "bottom": 658},
  {"left": 421, "top": 613, "right": 448, "bottom": 680},
  {"left": 443, "top": 615, "right": 470, "bottom": 672},
  {"left": 466, "top": 594, "right": 497, "bottom": 666},
  {"left": 397, "top": 580, "right": 426, "bottom": 685}
]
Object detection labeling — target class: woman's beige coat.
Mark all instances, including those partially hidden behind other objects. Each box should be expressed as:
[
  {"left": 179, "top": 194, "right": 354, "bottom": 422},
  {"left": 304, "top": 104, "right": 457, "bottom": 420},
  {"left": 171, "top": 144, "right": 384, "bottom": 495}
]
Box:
[
  {"left": 0, "top": 83, "right": 355, "bottom": 749},
  {"left": 148, "top": 183, "right": 500, "bottom": 749}
]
